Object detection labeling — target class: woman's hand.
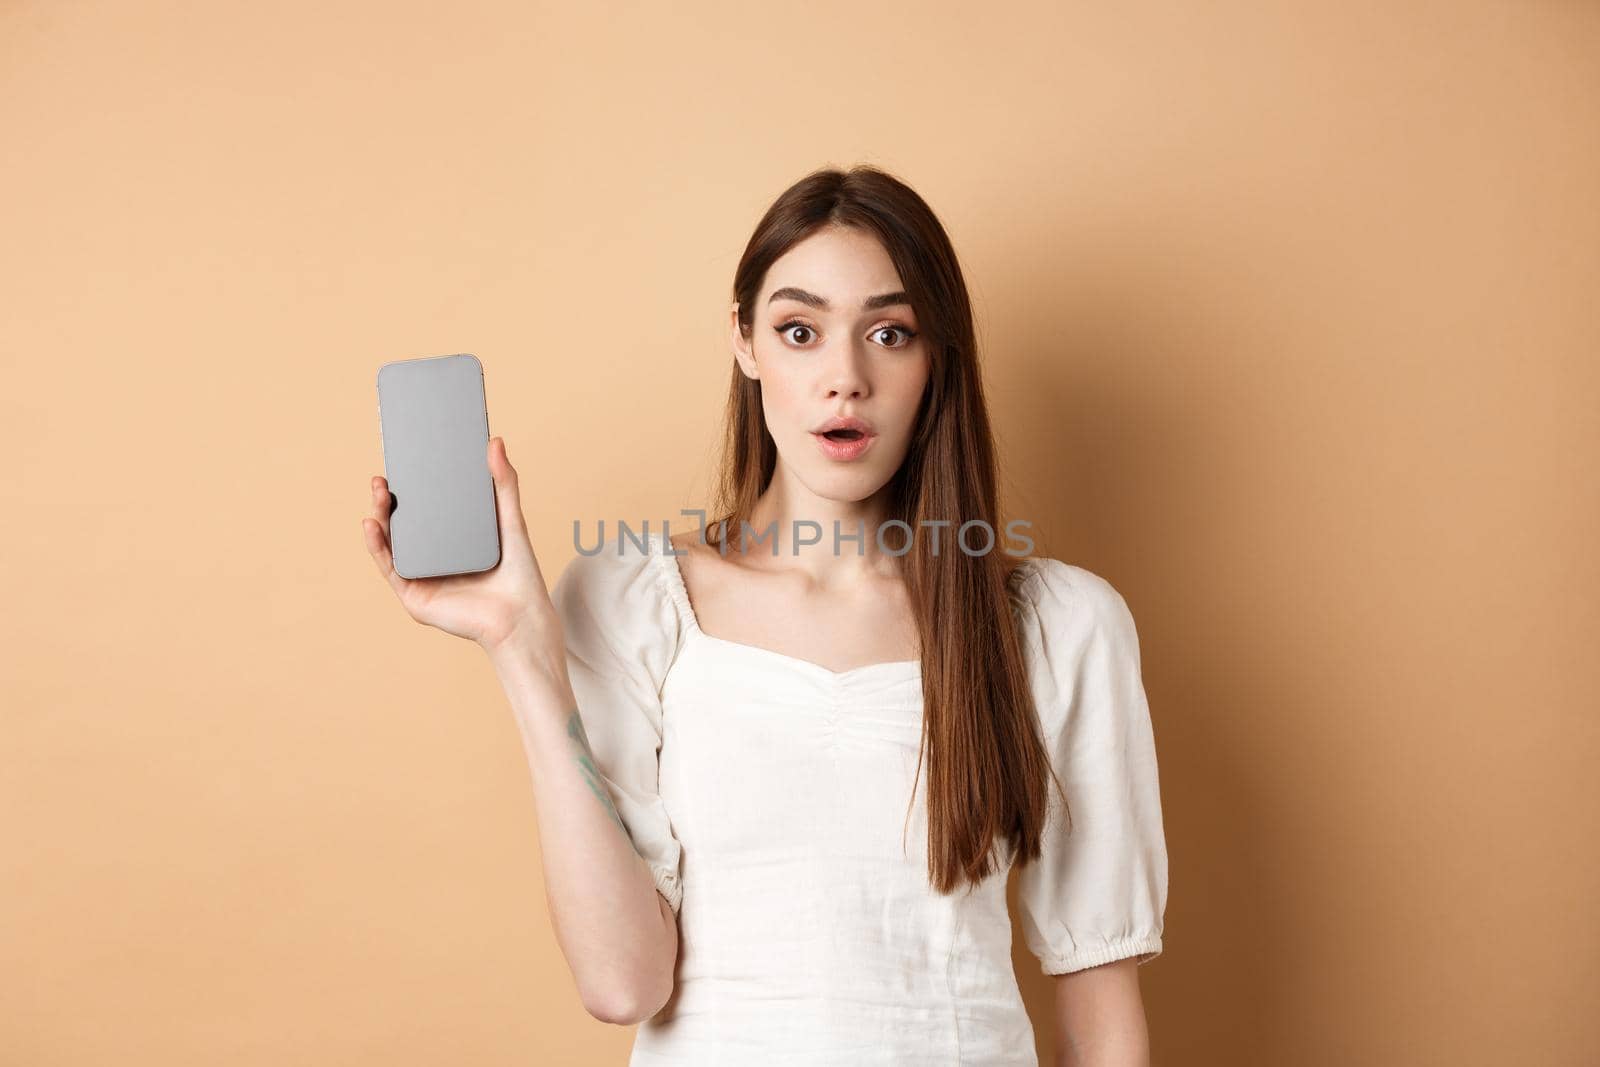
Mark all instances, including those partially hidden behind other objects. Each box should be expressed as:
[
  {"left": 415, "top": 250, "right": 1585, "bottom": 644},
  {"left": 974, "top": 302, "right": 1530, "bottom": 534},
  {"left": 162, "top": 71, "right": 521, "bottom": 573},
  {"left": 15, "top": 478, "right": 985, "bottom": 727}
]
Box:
[{"left": 361, "top": 436, "right": 562, "bottom": 661}]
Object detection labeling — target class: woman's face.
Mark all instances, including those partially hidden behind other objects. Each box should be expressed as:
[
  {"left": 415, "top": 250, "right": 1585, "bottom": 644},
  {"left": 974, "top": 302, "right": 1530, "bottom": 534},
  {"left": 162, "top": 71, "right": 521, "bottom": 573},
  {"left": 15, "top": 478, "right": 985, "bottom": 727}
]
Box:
[{"left": 731, "top": 225, "right": 931, "bottom": 505}]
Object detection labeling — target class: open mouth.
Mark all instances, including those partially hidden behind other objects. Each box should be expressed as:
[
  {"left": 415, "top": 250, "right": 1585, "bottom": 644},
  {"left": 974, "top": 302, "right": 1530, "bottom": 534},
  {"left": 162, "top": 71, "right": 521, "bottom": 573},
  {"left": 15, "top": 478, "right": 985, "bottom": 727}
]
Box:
[{"left": 820, "top": 429, "right": 866, "bottom": 441}]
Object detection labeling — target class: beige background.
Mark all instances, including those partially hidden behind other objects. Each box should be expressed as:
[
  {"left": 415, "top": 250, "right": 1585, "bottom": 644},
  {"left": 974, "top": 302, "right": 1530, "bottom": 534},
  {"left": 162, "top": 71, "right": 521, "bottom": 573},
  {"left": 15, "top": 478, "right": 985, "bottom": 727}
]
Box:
[{"left": 3, "top": 1, "right": 1596, "bottom": 1063}]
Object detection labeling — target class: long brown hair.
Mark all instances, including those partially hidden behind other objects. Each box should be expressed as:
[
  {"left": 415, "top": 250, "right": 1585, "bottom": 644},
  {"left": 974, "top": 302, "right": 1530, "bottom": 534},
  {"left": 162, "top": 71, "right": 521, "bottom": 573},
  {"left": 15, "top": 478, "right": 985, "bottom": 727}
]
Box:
[{"left": 706, "top": 164, "right": 1062, "bottom": 894}]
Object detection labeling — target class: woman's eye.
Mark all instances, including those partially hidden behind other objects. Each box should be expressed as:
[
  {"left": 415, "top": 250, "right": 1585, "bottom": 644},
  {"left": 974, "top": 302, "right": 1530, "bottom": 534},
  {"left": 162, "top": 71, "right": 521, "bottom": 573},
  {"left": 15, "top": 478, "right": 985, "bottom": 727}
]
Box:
[{"left": 774, "top": 321, "right": 919, "bottom": 348}]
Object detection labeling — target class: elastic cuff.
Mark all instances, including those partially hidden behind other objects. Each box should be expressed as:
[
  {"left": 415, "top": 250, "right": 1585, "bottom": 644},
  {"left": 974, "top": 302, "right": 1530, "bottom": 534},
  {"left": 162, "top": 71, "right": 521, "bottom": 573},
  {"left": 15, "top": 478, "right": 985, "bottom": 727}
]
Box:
[
  {"left": 650, "top": 863, "right": 683, "bottom": 917},
  {"left": 1037, "top": 935, "right": 1163, "bottom": 976}
]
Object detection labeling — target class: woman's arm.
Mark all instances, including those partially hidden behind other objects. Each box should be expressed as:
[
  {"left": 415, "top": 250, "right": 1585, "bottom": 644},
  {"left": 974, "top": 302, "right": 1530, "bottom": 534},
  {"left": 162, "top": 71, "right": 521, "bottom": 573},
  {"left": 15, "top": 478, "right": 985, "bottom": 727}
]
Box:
[
  {"left": 362, "top": 439, "right": 676, "bottom": 1026},
  {"left": 1051, "top": 958, "right": 1151, "bottom": 1067},
  {"left": 487, "top": 636, "right": 679, "bottom": 1025}
]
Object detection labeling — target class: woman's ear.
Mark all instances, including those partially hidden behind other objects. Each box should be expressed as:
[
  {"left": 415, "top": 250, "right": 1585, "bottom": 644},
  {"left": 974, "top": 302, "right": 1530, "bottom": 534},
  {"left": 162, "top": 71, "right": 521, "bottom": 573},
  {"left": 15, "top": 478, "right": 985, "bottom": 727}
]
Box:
[{"left": 730, "top": 301, "right": 759, "bottom": 380}]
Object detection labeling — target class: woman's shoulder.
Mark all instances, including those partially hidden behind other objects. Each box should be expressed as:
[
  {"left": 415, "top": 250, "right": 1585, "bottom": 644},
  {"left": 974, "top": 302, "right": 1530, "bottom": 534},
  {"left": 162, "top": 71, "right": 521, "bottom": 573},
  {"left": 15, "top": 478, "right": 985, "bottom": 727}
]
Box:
[
  {"left": 1011, "top": 556, "right": 1139, "bottom": 671},
  {"left": 1008, "top": 553, "right": 1133, "bottom": 628},
  {"left": 549, "top": 530, "right": 685, "bottom": 651},
  {"left": 1008, "top": 554, "right": 1144, "bottom": 713}
]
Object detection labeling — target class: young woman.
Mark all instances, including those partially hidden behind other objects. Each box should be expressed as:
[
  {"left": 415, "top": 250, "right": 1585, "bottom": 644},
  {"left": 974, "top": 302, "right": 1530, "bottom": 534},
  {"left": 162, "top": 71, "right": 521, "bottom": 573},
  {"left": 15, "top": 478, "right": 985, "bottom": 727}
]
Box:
[{"left": 362, "top": 165, "right": 1168, "bottom": 1066}]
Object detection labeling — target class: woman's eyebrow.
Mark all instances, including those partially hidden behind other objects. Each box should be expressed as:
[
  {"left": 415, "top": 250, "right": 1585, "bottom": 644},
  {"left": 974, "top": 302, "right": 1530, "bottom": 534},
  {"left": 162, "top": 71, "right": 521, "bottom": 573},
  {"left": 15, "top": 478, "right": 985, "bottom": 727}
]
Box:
[{"left": 767, "top": 287, "right": 911, "bottom": 311}]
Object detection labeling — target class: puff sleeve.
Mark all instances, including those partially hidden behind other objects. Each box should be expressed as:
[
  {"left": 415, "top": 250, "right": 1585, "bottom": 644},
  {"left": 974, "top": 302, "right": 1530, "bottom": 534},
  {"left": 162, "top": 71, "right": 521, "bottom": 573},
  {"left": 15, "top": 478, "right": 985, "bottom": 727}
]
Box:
[
  {"left": 1013, "top": 558, "right": 1168, "bottom": 974},
  {"left": 548, "top": 537, "right": 686, "bottom": 916}
]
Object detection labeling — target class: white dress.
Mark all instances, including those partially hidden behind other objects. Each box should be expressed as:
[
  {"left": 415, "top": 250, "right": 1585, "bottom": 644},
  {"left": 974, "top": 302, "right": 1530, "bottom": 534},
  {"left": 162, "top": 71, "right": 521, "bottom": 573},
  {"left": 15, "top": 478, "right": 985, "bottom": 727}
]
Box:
[{"left": 550, "top": 531, "right": 1168, "bottom": 1066}]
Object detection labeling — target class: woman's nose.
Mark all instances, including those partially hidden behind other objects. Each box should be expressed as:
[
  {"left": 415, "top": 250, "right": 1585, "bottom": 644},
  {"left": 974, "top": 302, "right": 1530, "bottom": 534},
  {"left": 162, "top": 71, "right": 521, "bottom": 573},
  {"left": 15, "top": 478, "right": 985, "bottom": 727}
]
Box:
[{"left": 822, "top": 343, "right": 869, "bottom": 399}]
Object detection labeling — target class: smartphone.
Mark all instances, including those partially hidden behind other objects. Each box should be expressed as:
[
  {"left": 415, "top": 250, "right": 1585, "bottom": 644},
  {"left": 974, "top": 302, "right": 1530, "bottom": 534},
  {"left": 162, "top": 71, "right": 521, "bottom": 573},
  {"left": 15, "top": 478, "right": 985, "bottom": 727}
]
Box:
[{"left": 375, "top": 353, "right": 501, "bottom": 579}]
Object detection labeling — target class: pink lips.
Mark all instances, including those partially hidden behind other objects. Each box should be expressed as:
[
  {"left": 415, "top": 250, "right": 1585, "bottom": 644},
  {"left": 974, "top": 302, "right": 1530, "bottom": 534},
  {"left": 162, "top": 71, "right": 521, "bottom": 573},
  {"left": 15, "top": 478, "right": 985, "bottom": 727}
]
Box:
[{"left": 811, "top": 426, "right": 877, "bottom": 461}]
